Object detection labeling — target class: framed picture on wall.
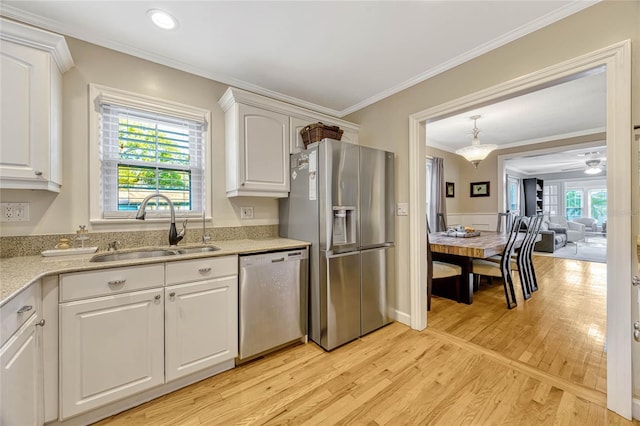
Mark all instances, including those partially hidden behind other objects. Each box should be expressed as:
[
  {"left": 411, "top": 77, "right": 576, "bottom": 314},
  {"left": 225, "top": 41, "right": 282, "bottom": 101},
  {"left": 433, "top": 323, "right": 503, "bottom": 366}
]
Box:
[
  {"left": 446, "top": 182, "right": 455, "bottom": 198},
  {"left": 470, "top": 181, "right": 490, "bottom": 197}
]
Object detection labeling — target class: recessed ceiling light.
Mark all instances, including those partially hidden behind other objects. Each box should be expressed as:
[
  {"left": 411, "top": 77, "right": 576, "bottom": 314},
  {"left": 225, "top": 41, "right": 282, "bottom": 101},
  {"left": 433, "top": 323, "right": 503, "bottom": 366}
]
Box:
[{"left": 147, "top": 9, "right": 178, "bottom": 30}]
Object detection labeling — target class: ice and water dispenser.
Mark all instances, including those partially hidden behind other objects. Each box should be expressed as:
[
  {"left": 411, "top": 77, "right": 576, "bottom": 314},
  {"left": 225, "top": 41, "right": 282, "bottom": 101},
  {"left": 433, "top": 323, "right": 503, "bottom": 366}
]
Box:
[{"left": 332, "top": 206, "right": 356, "bottom": 246}]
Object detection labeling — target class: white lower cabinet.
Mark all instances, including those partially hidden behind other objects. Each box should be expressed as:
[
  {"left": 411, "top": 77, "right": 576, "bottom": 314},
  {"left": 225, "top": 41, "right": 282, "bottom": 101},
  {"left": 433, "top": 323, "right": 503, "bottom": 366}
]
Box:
[
  {"left": 59, "top": 288, "right": 165, "bottom": 419},
  {"left": 165, "top": 277, "right": 237, "bottom": 382},
  {"left": 57, "top": 255, "right": 238, "bottom": 421},
  {"left": 0, "top": 314, "right": 42, "bottom": 426}
]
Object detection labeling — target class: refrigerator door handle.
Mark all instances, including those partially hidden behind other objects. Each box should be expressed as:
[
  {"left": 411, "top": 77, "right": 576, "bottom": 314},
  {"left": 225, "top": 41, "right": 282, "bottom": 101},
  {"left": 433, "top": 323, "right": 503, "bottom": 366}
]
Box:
[
  {"left": 360, "top": 243, "right": 395, "bottom": 251},
  {"left": 323, "top": 250, "right": 360, "bottom": 259}
]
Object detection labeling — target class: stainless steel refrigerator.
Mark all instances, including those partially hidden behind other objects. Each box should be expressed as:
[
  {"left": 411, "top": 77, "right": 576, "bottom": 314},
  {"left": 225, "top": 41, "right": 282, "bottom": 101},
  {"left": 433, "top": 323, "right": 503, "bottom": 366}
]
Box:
[{"left": 279, "top": 138, "right": 395, "bottom": 351}]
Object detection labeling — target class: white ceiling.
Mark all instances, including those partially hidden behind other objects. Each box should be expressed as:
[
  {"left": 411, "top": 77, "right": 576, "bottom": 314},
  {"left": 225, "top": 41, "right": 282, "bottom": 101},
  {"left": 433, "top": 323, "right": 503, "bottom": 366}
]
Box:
[
  {"left": 1, "top": 0, "right": 598, "bottom": 117},
  {"left": 504, "top": 144, "right": 606, "bottom": 175},
  {"left": 426, "top": 68, "right": 607, "bottom": 155}
]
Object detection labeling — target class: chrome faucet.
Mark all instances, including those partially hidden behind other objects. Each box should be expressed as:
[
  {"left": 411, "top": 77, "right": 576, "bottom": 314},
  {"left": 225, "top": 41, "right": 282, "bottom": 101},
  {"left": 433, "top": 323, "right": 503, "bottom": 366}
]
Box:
[{"left": 135, "top": 193, "right": 187, "bottom": 246}]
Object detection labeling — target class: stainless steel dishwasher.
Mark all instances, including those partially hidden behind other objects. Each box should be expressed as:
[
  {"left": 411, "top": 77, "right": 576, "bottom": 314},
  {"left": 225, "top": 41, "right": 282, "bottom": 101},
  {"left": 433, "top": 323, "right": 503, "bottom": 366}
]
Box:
[{"left": 238, "top": 248, "right": 308, "bottom": 362}]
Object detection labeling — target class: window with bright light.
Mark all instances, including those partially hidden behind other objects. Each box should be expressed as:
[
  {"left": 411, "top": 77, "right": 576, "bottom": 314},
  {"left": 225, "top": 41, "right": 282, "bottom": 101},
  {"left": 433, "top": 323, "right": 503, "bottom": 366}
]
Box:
[
  {"left": 565, "top": 189, "right": 583, "bottom": 221},
  {"left": 543, "top": 183, "right": 559, "bottom": 217},
  {"left": 90, "top": 85, "right": 210, "bottom": 220},
  {"left": 589, "top": 189, "right": 607, "bottom": 225},
  {"left": 507, "top": 176, "right": 520, "bottom": 213}
]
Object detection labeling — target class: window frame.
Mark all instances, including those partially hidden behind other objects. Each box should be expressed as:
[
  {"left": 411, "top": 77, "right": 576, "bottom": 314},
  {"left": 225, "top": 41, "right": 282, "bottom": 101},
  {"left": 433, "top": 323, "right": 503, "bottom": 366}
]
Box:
[{"left": 89, "top": 84, "right": 211, "bottom": 224}]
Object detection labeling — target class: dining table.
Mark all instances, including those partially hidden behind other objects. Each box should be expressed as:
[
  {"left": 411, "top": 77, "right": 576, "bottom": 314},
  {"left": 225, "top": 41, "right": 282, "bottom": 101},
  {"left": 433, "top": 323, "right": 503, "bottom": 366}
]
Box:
[{"left": 429, "top": 230, "right": 526, "bottom": 304}]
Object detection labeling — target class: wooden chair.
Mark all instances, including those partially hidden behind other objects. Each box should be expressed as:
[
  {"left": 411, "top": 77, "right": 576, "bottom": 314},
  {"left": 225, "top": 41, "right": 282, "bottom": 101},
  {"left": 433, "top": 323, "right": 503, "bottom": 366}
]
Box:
[
  {"left": 472, "top": 216, "right": 523, "bottom": 309},
  {"left": 427, "top": 232, "right": 462, "bottom": 311}
]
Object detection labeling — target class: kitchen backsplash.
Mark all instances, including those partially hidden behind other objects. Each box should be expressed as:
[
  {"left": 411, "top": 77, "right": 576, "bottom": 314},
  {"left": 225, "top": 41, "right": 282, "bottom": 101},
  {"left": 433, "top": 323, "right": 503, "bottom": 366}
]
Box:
[{"left": 0, "top": 225, "right": 279, "bottom": 258}]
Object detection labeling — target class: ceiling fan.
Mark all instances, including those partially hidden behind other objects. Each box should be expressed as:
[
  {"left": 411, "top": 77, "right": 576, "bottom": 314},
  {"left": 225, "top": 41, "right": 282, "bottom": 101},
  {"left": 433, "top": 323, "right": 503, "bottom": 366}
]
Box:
[{"left": 560, "top": 158, "right": 606, "bottom": 174}]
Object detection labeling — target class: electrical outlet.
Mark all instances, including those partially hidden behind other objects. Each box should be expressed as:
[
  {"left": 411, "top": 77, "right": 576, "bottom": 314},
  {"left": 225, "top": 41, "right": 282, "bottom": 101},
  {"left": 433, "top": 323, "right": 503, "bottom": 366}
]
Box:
[
  {"left": 396, "top": 203, "right": 408, "bottom": 216},
  {"left": 1, "top": 202, "right": 30, "bottom": 222},
  {"left": 240, "top": 206, "right": 254, "bottom": 219}
]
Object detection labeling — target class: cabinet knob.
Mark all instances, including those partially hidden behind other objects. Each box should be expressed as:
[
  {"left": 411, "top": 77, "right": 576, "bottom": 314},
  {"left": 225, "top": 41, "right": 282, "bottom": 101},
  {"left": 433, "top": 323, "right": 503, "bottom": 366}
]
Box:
[
  {"left": 17, "top": 305, "right": 33, "bottom": 314},
  {"left": 169, "top": 292, "right": 176, "bottom": 298},
  {"left": 154, "top": 294, "right": 161, "bottom": 301},
  {"left": 34, "top": 170, "right": 43, "bottom": 176},
  {"left": 35, "top": 319, "right": 46, "bottom": 327}
]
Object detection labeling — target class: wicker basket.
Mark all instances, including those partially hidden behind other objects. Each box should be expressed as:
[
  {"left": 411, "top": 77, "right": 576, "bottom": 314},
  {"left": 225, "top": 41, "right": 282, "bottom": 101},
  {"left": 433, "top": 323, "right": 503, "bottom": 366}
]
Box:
[{"left": 301, "top": 122, "right": 343, "bottom": 148}]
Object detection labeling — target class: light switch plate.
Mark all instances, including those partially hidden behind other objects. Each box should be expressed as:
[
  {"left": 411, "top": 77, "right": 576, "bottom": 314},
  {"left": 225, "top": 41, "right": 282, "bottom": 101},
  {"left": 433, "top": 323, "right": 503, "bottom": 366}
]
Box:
[{"left": 396, "top": 203, "right": 408, "bottom": 216}]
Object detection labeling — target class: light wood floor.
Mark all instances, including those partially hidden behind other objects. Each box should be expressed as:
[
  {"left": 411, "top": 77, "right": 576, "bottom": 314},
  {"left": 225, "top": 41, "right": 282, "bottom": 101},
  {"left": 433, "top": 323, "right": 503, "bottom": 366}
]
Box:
[{"left": 94, "top": 257, "right": 637, "bottom": 425}]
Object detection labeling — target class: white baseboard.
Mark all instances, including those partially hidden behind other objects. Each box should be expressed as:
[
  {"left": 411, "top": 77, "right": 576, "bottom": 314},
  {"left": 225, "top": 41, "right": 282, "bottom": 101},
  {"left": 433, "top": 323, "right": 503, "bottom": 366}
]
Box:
[
  {"left": 394, "top": 309, "right": 411, "bottom": 326},
  {"left": 633, "top": 397, "right": 640, "bottom": 420}
]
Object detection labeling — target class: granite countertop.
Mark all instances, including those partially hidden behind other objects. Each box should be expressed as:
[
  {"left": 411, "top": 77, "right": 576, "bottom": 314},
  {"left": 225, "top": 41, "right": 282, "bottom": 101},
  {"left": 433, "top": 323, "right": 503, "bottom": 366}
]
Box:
[{"left": 0, "top": 238, "right": 309, "bottom": 307}]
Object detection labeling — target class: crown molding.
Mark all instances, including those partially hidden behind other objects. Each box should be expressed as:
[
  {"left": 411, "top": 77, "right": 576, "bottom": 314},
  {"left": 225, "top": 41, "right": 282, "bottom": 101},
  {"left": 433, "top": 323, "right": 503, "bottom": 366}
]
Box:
[{"left": 0, "top": 15, "right": 74, "bottom": 72}]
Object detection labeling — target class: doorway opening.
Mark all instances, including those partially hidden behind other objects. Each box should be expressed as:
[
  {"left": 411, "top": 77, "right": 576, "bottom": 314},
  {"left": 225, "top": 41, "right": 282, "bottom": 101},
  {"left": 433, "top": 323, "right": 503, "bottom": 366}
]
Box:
[{"left": 409, "top": 41, "right": 632, "bottom": 417}]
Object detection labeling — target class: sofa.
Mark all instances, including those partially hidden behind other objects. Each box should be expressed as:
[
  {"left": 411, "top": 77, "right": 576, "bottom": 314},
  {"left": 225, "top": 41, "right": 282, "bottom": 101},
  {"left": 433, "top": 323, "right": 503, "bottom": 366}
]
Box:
[
  {"left": 572, "top": 217, "right": 598, "bottom": 232},
  {"left": 548, "top": 215, "right": 586, "bottom": 244},
  {"left": 534, "top": 220, "right": 568, "bottom": 253}
]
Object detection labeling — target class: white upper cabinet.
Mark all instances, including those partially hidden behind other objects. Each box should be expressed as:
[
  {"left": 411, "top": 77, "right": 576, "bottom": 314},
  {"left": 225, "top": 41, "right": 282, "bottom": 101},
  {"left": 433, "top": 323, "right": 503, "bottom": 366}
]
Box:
[
  {"left": 219, "top": 87, "right": 359, "bottom": 197},
  {"left": 0, "top": 19, "right": 74, "bottom": 192}
]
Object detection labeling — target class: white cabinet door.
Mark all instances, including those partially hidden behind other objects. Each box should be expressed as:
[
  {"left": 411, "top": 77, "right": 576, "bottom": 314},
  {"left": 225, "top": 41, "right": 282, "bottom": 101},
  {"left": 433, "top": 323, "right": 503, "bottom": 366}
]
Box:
[
  {"left": 0, "top": 314, "right": 42, "bottom": 426},
  {"left": 0, "top": 40, "right": 52, "bottom": 184},
  {"left": 59, "top": 288, "right": 164, "bottom": 419},
  {"left": 165, "top": 276, "right": 238, "bottom": 382},
  {"left": 0, "top": 19, "right": 71, "bottom": 192},
  {"left": 226, "top": 103, "right": 290, "bottom": 197}
]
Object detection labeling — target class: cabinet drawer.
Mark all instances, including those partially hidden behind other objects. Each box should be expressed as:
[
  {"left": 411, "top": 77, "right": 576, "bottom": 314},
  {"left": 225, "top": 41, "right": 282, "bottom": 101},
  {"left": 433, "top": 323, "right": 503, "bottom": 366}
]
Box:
[
  {"left": 1, "top": 283, "right": 39, "bottom": 347},
  {"left": 60, "top": 264, "right": 164, "bottom": 302},
  {"left": 165, "top": 255, "right": 237, "bottom": 285}
]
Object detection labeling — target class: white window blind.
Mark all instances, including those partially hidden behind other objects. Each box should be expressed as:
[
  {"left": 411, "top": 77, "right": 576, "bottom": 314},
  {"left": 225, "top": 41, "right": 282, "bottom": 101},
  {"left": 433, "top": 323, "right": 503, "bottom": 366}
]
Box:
[{"left": 98, "top": 102, "right": 205, "bottom": 218}]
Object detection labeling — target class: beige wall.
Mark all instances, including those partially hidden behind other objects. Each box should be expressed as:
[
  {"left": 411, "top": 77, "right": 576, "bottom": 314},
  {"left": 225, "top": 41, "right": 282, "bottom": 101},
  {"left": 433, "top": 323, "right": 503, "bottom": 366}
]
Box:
[
  {"left": 0, "top": 36, "right": 279, "bottom": 237},
  {"left": 345, "top": 0, "right": 639, "bottom": 396}
]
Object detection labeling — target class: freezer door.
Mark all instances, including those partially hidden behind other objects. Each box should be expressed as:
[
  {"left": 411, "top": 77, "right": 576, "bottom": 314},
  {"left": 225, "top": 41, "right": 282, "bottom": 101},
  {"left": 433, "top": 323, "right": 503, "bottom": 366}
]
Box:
[
  {"left": 315, "top": 250, "right": 361, "bottom": 350},
  {"left": 361, "top": 245, "right": 395, "bottom": 335},
  {"left": 360, "top": 147, "right": 395, "bottom": 247}
]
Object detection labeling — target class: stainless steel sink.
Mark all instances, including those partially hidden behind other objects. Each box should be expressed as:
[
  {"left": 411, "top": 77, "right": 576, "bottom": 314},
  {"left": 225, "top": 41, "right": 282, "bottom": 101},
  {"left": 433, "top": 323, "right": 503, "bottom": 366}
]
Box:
[
  {"left": 90, "top": 249, "right": 178, "bottom": 263},
  {"left": 89, "top": 246, "right": 220, "bottom": 262},
  {"left": 176, "top": 246, "right": 220, "bottom": 254}
]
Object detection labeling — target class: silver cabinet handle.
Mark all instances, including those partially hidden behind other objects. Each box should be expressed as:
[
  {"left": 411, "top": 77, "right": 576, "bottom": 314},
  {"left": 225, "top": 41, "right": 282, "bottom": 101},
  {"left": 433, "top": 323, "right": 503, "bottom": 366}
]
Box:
[
  {"left": 34, "top": 170, "right": 43, "bottom": 176},
  {"left": 17, "top": 305, "right": 33, "bottom": 314},
  {"left": 633, "top": 276, "right": 640, "bottom": 287},
  {"left": 35, "top": 319, "right": 45, "bottom": 327},
  {"left": 271, "top": 257, "right": 285, "bottom": 263},
  {"left": 198, "top": 267, "right": 211, "bottom": 273},
  {"left": 107, "top": 279, "right": 126, "bottom": 285},
  {"left": 154, "top": 295, "right": 161, "bottom": 301},
  {"left": 169, "top": 292, "right": 176, "bottom": 297}
]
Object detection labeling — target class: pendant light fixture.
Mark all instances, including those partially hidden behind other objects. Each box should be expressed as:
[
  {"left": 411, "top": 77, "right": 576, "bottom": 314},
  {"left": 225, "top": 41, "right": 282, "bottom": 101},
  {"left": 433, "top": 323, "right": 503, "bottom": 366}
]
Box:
[{"left": 455, "top": 115, "right": 497, "bottom": 168}]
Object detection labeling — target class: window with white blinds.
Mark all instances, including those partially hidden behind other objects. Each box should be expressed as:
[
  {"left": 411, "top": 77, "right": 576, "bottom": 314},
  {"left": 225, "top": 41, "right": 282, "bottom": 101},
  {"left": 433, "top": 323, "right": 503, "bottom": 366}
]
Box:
[{"left": 91, "top": 85, "right": 209, "bottom": 220}]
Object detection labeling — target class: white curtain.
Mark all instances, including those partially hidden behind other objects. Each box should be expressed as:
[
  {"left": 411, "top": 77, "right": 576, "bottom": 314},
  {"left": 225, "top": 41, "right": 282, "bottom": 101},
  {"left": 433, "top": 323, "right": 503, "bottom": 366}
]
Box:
[{"left": 428, "top": 157, "right": 447, "bottom": 232}]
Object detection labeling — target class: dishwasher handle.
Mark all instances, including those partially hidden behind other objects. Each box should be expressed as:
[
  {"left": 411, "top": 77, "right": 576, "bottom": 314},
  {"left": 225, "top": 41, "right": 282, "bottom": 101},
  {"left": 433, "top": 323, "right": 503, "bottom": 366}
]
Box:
[{"left": 271, "top": 257, "right": 285, "bottom": 263}]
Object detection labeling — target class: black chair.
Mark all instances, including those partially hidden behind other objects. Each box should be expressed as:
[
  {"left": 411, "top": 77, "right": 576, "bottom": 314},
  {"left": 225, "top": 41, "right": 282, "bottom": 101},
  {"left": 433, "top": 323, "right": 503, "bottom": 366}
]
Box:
[
  {"left": 472, "top": 216, "right": 523, "bottom": 309},
  {"left": 516, "top": 214, "right": 543, "bottom": 296}
]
